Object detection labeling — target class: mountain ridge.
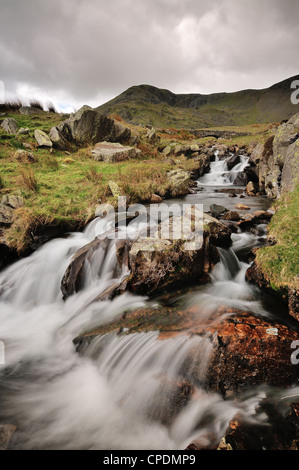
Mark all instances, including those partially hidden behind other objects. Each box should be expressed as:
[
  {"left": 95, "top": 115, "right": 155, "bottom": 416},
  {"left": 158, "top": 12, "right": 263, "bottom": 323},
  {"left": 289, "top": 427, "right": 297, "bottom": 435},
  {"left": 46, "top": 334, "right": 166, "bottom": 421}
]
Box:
[{"left": 96, "top": 75, "right": 299, "bottom": 128}]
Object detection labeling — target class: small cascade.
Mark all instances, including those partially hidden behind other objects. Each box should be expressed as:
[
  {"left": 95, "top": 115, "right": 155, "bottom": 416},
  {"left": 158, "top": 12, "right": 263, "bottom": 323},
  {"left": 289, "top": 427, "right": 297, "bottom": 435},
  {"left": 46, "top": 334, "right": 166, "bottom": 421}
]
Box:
[{"left": 199, "top": 151, "right": 249, "bottom": 186}]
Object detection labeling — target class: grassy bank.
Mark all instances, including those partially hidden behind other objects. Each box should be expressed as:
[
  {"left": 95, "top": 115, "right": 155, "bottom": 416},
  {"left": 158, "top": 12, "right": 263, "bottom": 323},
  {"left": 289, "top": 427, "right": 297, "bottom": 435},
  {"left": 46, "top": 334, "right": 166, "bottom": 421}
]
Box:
[
  {"left": 255, "top": 185, "right": 299, "bottom": 291},
  {"left": 0, "top": 110, "right": 205, "bottom": 252}
]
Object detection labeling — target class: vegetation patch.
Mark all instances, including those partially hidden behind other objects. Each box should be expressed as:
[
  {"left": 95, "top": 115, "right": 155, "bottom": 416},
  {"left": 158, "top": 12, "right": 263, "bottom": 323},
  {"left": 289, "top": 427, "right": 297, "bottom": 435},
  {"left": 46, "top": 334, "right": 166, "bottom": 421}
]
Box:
[{"left": 255, "top": 185, "right": 299, "bottom": 291}]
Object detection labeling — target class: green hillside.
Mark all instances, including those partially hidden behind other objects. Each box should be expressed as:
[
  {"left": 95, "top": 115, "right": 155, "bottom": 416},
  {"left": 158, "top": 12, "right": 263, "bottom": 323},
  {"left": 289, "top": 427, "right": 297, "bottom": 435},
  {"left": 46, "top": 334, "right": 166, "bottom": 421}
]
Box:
[{"left": 97, "top": 75, "right": 299, "bottom": 129}]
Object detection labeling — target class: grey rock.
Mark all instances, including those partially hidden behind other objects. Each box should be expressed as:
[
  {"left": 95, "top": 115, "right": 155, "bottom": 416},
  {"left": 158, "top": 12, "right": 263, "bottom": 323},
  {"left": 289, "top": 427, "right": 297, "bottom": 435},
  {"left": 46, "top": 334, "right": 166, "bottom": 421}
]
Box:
[
  {"left": 0, "top": 195, "right": 24, "bottom": 225},
  {"left": 281, "top": 138, "right": 299, "bottom": 194},
  {"left": 210, "top": 204, "right": 228, "bottom": 218},
  {"left": 1, "top": 118, "right": 18, "bottom": 135},
  {"left": 34, "top": 129, "right": 53, "bottom": 148},
  {"left": 19, "top": 106, "right": 42, "bottom": 116},
  {"left": 91, "top": 141, "right": 140, "bottom": 163},
  {"left": 226, "top": 154, "right": 241, "bottom": 170},
  {"left": 167, "top": 169, "right": 190, "bottom": 197},
  {"left": 50, "top": 106, "right": 131, "bottom": 149},
  {"left": 17, "top": 127, "right": 30, "bottom": 135}
]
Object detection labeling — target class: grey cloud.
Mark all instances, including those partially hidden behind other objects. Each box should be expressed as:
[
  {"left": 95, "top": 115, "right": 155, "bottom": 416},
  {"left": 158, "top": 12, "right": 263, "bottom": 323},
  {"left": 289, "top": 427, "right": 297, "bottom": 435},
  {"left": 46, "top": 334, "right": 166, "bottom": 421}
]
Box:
[{"left": 0, "top": 0, "right": 298, "bottom": 110}]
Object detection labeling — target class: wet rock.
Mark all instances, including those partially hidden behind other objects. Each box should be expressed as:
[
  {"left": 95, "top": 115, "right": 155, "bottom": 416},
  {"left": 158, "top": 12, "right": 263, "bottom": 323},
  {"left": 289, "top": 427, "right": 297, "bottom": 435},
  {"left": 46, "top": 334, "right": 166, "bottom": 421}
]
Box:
[
  {"left": 246, "top": 181, "right": 258, "bottom": 196},
  {"left": 91, "top": 141, "right": 140, "bottom": 162},
  {"left": 127, "top": 230, "right": 218, "bottom": 296},
  {"left": 213, "top": 144, "right": 229, "bottom": 158},
  {"left": 0, "top": 238, "right": 19, "bottom": 271},
  {"left": 202, "top": 213, "right": 232, "bottom": 248},
  {"left": 221, "top": 211, "right": 241, "bottom": 222},
  {"left": 150, "top": 194, "right": 163, "bottom": 203},
  {"left": 245, "top": 260, "right": 277, "bottom": 293},
  {"left": 63, "top": 215, "right": 220, "bottom": 300},
  {"left": 218, "top": 188, "right": 244, "bottom": 195},
  {"left": 205, "top": 311, "right": 299, "bottom": 394},
  {"left": 233, "top": 172, "right": 247, "bottom": 185},
  {"left": 34, "top": 129, "right": 53, "bottom": 148},
  {"left": 235, "top": 203, "right": 250, "bottom": 210},
  {"left": 209, "top": 204, "right": 227, "bottom": 218},
  {"left": 1, "top": 118, "right": 18, "bottom": 135},
  {"left": 217, "top": 405, "right": 298, "bottom": 450},
  {"left": 61, "top": 237, "right": 122, "bottom": 299},
  {"left": 77, "top": 305, "right": 299, "bottom": 396},
  {"left": 226, "top": 154, "right": 241, "bottom": 170}
]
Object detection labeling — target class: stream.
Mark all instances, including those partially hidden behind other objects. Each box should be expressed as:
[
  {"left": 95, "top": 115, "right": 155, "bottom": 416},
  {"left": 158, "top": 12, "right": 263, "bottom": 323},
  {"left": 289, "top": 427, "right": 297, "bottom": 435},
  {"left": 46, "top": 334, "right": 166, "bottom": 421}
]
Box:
[{"left": 0, "top": 150, "right": 298, "bottom": 450}]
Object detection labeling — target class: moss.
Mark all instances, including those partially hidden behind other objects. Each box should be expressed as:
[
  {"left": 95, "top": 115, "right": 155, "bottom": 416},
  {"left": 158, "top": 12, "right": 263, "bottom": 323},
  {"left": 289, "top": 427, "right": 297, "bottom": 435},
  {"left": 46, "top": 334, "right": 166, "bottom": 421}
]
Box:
[{"left": 255, "top": 185, "right": 299, "bottom": 291}]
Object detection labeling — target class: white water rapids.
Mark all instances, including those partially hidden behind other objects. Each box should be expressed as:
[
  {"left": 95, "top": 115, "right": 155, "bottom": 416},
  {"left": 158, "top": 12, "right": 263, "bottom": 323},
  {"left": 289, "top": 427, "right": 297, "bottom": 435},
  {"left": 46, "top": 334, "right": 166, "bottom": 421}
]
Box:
[
  {"left": 0, "top": 151, "right": 298, "bottom": 450},
  {"left": 199, "top": 152, "right": 249, "bottom": 186}
]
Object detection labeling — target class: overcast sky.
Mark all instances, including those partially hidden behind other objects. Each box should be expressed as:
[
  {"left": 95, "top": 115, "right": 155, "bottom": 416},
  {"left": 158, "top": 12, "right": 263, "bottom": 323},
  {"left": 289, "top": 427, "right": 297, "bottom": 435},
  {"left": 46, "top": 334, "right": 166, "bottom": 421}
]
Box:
[{"left": 0, "top": 0, "right": 298, "bottom": 112}]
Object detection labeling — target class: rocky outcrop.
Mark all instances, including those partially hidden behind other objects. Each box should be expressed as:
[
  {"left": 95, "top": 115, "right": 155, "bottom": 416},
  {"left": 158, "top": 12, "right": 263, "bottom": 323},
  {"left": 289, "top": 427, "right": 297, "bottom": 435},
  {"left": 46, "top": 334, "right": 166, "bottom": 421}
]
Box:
[
  {"left": 50, "top": 106, "right": 131, "bottom": 149},
  {"left": 215, "top": 406, "right": 299, "bottom": 450},
  {"left": 75, "top": 305, "right": 299, "bottom": 395},
  {"left": 166, "top": 169, "right": 190, "bottom": 197},
  {"left": 19, "top": 106, "right": 42, "bottom": 116},
  {"left": 34, "top": 129, "right": 53, "bottom": 148},
  {"left": 281, "top": 138, "right": 299, "bottom": 194},
  {"left": 91, "top": 141, "right": 141, "bottom": 162},
  {"left": 0, "top": 195, "right": 24, "bottom": 226},
  {"left": 249, "top": 113, "right": 299, "bottom": 197},
  {"left": 14, "top": 149, "right": 37, "bottom": 163},
  {"left": 126, "top": 231, "right": 218, "bottom": 296},
  {"left": 1, "top": 118, "right": 18, "bottom": 135},
  {"left": 246, "top": 261, "right": 299, "bottom": 322},
  {"left": 61, "top": 214, "right": 222, "bottom": 300}
]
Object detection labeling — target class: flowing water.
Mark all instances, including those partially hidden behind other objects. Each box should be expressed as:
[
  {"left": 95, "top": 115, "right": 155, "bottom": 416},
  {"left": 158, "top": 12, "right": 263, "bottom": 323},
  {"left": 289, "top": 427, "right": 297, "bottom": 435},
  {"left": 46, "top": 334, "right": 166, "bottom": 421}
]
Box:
[{"left": 0, "top": 150, "right": 298, "bottom": 449}]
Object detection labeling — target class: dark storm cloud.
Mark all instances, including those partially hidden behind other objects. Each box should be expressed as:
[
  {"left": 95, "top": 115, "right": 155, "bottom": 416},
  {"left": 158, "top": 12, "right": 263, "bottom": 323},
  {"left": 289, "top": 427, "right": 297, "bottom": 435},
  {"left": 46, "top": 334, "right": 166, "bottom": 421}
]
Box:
[{"left": 0, "top": 0, "right": 298, "bottom": 110}]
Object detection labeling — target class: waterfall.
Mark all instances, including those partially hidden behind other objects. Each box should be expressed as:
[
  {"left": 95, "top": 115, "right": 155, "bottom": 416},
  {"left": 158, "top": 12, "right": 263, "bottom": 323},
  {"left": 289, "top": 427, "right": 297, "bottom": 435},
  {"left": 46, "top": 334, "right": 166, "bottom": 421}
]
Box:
[
  {"left": 0, "top": 154, "right": 293, "bottom": 450},
  {"left": 199, "top": 151, "right": 249, "bottom": 186}
]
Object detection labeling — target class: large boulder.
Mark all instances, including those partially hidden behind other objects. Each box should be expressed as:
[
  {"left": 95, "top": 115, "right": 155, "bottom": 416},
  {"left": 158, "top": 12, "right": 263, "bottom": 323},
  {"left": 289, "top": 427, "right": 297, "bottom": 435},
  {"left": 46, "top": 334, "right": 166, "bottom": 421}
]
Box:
[
  {"left": 49, "top": 126, "right": 73, "bottom": 151},
  {"left": 250, "top": 113, "right": 299, "bottom": 198},
  {"left": 127, "top": 231, "right": 219, "bottom": 296},
  {"left": 75, "top": 305, "right": 299, "bottom": 395},
  {"left": 166, "top": 169, "right": 190, "bottom": 197},
  {"left": 226, "top": 154, "right": 241, "bottom": 170},
  {"left": 61, "top": 215, "right": 220, "bottom": 300},
  {"left": 19, "top": 106, "right": 42, "bottom": 116},
  {"left": 91, "top": 141, "right": 140, "bottom": 162},
  {"left": 0, "top": 195, "right": 24, "bottom": 226},
  {"left": 1, "top": 118, "right": 18, "bottom": 135},
  {"left": 50, "top": 106, "right": 131, "bottom": 149},
  {"left": 34, "top": 129, "right": 52, "bottom": 148},
  {"left": 281, "top": 138, "right": 299, "bottom": 194},
  {"left": 273, "top": 113, "right": 299, "bottom": 169}
]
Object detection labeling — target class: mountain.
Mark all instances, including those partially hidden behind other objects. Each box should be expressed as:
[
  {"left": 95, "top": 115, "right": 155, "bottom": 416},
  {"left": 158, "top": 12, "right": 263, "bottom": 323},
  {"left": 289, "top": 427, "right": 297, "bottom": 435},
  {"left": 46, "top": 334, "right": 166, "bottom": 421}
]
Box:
[{"left": 96, "top": 75, "right": 299, "bottom": 129}]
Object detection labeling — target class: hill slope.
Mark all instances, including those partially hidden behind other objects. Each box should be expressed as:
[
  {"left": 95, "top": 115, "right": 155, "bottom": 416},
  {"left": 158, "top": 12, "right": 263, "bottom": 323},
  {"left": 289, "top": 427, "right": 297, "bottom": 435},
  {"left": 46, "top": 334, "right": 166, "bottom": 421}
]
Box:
[{"left": 97, "top": 75, "right": 299, "bottom": 129}]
